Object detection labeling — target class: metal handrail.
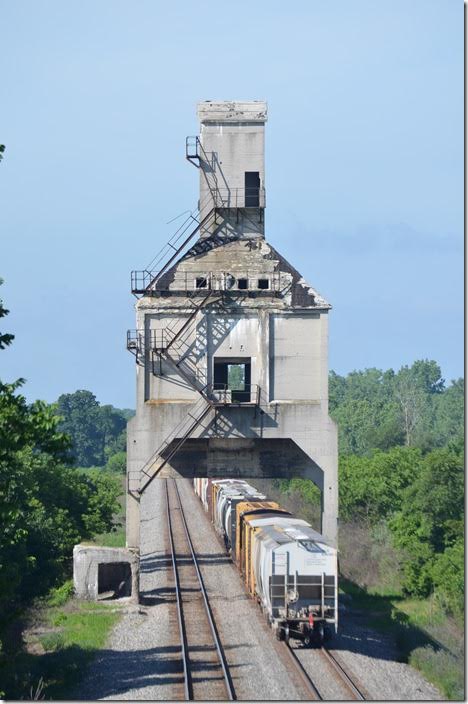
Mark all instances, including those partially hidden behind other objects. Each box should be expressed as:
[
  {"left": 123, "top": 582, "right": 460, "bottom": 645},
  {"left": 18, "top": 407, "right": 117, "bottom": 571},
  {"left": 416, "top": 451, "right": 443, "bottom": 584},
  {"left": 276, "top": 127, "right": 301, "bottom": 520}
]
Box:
[
  {"left": 131, "top": 190, "right": 216, "bottom": 294},
  {"left": 211, "top": 383, "right": 261, "bottom": 405},
  {"left": 138, "top": 393, "right": 212, "bottom": 481},
  {"left": 136, "top": 269, "right": 281, "bottom": 293},
  {"left": 212, "top": 187, "right": 266, "bottom": 209},
  {"left": 186, "top": 137, "right": 266, "bottom": 208}
]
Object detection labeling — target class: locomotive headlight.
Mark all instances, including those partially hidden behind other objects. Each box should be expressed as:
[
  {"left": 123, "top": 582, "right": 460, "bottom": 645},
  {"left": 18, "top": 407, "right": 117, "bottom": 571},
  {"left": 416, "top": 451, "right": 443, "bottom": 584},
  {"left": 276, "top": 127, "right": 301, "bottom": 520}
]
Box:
[{"left": 286, "top": 588, "right": 299, "bottom": 603}]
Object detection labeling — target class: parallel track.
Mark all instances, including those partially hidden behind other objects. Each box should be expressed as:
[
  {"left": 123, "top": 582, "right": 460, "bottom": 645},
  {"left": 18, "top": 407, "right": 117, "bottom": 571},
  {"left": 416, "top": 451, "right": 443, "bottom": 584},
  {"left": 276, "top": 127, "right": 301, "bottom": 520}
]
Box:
[{"left": 165, "top": 478, "right": 235, "bottom": 701}]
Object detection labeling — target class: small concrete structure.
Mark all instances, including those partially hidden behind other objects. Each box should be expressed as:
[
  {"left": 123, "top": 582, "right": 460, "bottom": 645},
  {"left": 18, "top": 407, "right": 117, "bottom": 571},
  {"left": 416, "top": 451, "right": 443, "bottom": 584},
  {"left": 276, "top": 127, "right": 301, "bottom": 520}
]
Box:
[
  {"left": 127, "top": 100, "right": 338, "bottom": 554},
  {"left": 73, "top": 545, "right": 139, "bottom": 601}
]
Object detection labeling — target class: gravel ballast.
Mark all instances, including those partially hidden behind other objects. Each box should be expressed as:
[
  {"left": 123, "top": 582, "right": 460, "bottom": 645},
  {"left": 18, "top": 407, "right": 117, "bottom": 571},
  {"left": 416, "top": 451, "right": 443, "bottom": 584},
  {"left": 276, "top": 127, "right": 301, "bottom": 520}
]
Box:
[{"left": 76, "top": 477, "right": 444, "bottom": 700}]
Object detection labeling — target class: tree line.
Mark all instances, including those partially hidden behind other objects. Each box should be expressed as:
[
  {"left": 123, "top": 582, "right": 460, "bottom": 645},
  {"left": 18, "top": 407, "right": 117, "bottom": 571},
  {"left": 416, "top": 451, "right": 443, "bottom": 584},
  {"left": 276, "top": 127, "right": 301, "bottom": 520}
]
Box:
[
  {"left": 1, "top": 270, "right": 463, "bottom": 626},
  {"left": 0, "top": 282, "right": 121, "bottom": 626},
  {"left": 55, "top": 390, "right": 133, "bottom": 472},
  {"left": 279, "top": 360, "right": 464, "bottom": 620}
]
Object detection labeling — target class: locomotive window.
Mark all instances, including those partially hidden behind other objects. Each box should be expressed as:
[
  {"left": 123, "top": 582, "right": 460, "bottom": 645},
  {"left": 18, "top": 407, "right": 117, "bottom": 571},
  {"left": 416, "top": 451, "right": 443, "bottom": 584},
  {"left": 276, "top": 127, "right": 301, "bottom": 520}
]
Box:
[
  {"left": 258, "top": 278, "right": 269, "bottom": 289},
  {"left": 196, "top": 277, "right": 207, "bottom": 288},
  {"left": 237, "top": 278, "right": 248, "bottom": 290}
]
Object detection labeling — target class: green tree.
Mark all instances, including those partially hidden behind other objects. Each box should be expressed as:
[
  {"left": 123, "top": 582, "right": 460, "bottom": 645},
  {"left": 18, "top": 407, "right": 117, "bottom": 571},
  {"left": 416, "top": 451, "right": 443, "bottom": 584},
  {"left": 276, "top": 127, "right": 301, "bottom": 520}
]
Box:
[
  {"left": 431, "top": 536, "right": 464, "bottom": 618},
  {"left": 100, "top": 405, "right": 127, "bottom": 446},
  {"left": 339, "top": 446, "right": 423, "bottom": 523},
  {"left": 390, "top": 448, "right": 464, "bottom": 598},
  {"left": 105, "top": 451, "right": 127, "bottom": 473},
  {"left": 55, "top": 392, "right": 130, "bottom": 467},
  {"left": 433, "top": 378, "right": 464, "bottom": 450},
  {"left": 330, "top": 360, "right": 450, "bottom": 455},
  {"left": 0, "top": 290, "right": 120, "bottom": 617},
  {"left": 56, "top": 390, "right": 105, "bottom": 466},
  {"left": 0, "top": 280, "right": 14, "bottom": 350},
  {"left": 392, "top": 361, "right": 443, "bottom": 447}
]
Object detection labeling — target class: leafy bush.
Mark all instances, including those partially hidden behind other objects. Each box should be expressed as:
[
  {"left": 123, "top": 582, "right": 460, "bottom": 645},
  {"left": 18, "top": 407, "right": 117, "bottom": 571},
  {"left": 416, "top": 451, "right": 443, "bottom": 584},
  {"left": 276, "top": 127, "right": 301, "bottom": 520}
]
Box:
[
  {"left": 410, "top": 646, "right": 464, "bottom": 700},
  {"left": 339, "top": 446, "right": 422, "bottom": 523},
  {"left": 390, "top": 448, "right": 464, "bottom": 599},
  {"left": 431, "top": 538, "right": 464, "bottom": 619},
  {"left": 40, "top": 632, "right": 65, "bottom": 652},
  {"left": 105, "top": 451, "right": 126, "bottom": 474},
  {"left": 47, "top": 581, "right": 74, "bottom": 607},
  {"left": 0, "top": 332, "right": 121, "bottom": 619}
]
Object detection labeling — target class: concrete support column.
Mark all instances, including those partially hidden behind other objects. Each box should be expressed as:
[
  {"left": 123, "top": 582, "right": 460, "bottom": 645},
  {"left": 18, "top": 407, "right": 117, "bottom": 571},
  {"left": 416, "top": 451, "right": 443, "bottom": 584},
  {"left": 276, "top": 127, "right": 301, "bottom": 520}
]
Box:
[
  {"left": 292, "top": 423, "right": 338, "bottom": 548},
  {"left": 126, "top": 492, "right": 140, "bottom": 550},
  {"left": 258, "top": 311, "right": 269, "bottom": 398},
  {"left": 317, "top": 452, "right": 338, "bottom": 547}
]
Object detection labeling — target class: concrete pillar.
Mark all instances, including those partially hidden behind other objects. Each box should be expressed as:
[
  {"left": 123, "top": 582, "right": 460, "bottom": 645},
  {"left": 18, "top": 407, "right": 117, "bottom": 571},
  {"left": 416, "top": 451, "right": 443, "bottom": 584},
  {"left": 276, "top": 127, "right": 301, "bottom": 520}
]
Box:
[
  {"left": 126, "top": 491, "right": 140, "bottom": 550},
  {"left": 317, "top": 451, "right": 338, "bottom": 547},
  {"left": 292, "top": 424, "right": 338, "bottom": 548}
]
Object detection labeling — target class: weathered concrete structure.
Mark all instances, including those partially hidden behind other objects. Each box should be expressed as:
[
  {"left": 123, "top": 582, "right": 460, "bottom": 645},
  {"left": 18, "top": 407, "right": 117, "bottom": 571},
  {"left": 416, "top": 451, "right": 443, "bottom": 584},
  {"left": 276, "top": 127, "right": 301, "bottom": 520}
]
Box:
[
  {"left": 126, "top": 100, "right": 338, "bottom": 553},
  {"left": 73, "top": 545, "right": 139, "bottom": 601}
]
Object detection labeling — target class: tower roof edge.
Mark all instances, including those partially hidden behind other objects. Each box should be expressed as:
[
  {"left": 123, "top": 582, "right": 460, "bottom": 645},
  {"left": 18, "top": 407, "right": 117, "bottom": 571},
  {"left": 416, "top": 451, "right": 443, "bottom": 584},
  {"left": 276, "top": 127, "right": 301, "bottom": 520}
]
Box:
[{"left": 197, "top": 100, "right": 267, "bottom": 123}]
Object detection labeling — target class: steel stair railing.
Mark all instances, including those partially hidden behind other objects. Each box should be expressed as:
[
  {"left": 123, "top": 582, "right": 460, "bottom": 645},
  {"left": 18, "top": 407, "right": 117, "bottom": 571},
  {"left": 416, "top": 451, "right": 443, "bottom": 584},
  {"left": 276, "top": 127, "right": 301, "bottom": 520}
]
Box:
[
  {"left": 133, "top": 292, "right": 221, "bottom": 496},
  {"left": 132, "top": 207, "right": 216, "bottom": 294},
  {"left": 137, "top": 394, "right": 214, "bottom": 495}
]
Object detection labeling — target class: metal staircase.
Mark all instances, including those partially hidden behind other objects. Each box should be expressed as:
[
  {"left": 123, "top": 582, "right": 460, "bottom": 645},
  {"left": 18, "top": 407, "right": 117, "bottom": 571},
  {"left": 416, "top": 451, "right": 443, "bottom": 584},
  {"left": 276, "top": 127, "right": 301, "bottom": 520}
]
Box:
[
  {"left": 129, "top": 395, "right": 214, "bottom": 495},
  {"left": 128, "top": 135, "right": 267, "bottom": 496},
  {"left": 131, "top": 203, "right": 216, "bottom": 295},
  {"left": 128, "top": 292, "right": 222, "bottom": 496}
]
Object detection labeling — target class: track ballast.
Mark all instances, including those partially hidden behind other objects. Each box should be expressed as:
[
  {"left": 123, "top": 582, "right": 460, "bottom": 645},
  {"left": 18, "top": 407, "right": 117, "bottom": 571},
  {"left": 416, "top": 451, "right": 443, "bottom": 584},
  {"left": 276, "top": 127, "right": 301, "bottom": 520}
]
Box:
[{"left": 165, "top": 478, "right": 235, "bottom": 701}]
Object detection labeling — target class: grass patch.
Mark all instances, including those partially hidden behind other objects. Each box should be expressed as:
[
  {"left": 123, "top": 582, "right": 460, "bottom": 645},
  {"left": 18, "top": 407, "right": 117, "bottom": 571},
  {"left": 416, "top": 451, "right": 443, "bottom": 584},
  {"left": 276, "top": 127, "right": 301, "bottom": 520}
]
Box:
[
  {"left": 88, "top": 525, "right": 126, "bottom": 547},
  {"left": 0, "top": 586, "right": 122, "bottom": 700},
  {"left": 81, "top": 476, "right": 126, "bottom": 548},
  {"left": 46, "top": 579, "right": 74, "bottom": 607},
  {"left": 341, "top": 578, "right": 464, "bottom": 699},
  {"left": 410, "top": 646, "right": 463, "bottom": 700}
]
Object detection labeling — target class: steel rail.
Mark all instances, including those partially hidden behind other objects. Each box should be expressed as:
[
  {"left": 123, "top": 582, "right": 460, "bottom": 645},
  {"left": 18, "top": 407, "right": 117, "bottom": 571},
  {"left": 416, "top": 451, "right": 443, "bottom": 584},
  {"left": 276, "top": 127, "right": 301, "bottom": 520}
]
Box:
[
  {"left": 165, "top": 479, "right": 192, "bottom": 700},
  {"left": 284, "top": 644, "right": 322, "bottom": 700},
  {"left": 166, "top": 478, "right": 236, "bottom": 701},
  {"left": 320, "top": 646, "right": 366, "bottom": 700}
]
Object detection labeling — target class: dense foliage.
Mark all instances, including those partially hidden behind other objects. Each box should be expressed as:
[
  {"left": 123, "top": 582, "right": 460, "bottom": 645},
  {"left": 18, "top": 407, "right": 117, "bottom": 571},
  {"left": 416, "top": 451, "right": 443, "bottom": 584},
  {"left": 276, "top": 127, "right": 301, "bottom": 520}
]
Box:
[
  {"left": 55, "top": 390, "right": 132, "bottom": 469},
  {"left": 277, "top": 360, "right": 464, "bottom": 620},
  {"left": 0, "top": 283, "right": 121, "bottom": 621},
  {"left": 329, "top": 361, "right": 464, "bottom": 616},
  {"left": 329, "top": 361, "right": 463, "bottom": 454}
]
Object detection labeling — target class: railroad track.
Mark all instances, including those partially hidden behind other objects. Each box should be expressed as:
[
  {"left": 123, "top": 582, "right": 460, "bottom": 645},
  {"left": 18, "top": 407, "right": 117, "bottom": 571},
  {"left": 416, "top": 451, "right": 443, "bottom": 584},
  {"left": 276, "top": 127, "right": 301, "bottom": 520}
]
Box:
[
  {"left": 320, "top": 646, "right": 366, "bottom": 700},
  {"left": 165, "top": 478, "right": 236, "bottom": 701},
  {"left": 284, "top": 643, "right": 322, "bottom": 700},
  {"left": 286, "top": 643, "right": 366, "bottom": 701}
]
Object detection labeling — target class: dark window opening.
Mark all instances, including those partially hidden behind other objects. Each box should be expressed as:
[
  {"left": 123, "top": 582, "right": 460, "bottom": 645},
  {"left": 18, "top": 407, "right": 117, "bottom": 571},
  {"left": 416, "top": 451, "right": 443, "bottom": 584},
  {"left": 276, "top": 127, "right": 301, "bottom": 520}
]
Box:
[
  {"left": 245, "top": 171, "right": 260, "bottom": 207},
  {"left": 98, "top": 562, "right": 132, "bottom": 600},
  {"left": 214, "top": 357, "right": 251, "bottom": 403},
  {"left": 237, "top": 278, "right": 248, "bottom": 290},
  {"left": 258, "top": 278, "right": 269, "bottom": 290},
  {"left": 196, "top": 277, "right": 207, "bottom": 289}
]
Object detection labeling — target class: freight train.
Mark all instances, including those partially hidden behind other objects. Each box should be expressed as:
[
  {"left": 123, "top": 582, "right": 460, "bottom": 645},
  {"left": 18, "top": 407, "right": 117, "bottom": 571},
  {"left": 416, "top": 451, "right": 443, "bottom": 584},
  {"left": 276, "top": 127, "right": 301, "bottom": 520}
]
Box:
[{"left": 193, "top": 478, "right": 338, "bottom": 646}]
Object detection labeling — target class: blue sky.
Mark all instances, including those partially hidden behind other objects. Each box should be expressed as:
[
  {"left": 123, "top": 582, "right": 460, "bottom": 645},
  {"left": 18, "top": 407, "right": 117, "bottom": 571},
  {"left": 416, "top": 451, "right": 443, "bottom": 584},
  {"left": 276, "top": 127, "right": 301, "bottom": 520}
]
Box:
[{"left": 1, "top": 0, "right": 463, "bottom": 409}]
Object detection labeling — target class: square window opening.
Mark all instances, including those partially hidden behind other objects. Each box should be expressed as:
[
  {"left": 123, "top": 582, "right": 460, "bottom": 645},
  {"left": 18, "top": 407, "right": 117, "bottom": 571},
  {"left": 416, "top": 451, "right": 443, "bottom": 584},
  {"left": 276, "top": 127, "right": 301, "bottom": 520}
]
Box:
[
  {"left": 213, "top": 357, "right": 251, "bottom": 403},
  {"left": 238, "top": 278, "right": 248, "bottom": 290},
  {"left": 196, "top": 277, "right": 207, "bottom": 289},
  {"left": 258, "top": 278, "right": 269, "bottom": 290},
  {"left": 98, "top": 562, "right": 132, "bottom": 600}
]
